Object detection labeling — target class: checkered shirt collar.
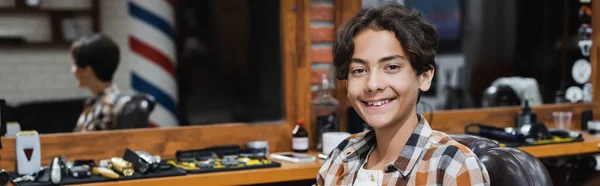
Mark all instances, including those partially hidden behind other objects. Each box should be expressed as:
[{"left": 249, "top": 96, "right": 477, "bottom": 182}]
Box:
[{"left": 341, "top": 114, "right": 432, "bottom": 177}]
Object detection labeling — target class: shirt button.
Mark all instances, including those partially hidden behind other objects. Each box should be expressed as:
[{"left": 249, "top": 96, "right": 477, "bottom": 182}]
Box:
[{"left": 370, "top": 175, "right": 374, "bottom": 182}]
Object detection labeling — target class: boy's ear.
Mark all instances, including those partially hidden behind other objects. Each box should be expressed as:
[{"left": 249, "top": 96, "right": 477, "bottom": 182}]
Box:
[
  {"left": 419, "top": 65, "right": 435, "bottom": 92},
  {"left": 82, "top": 66, "right": 94, "bottom": 78}
]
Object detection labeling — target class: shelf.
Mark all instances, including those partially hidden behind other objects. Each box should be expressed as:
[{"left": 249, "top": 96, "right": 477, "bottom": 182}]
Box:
[
  {"left": 0, "top": 7, "right": 91, "bottom": 15},
  {"left": 0, "top": 41, "right": 71, "bottom": 49},
  {"left": 520, "top": 131, "right": 600, "bottom": 158}
]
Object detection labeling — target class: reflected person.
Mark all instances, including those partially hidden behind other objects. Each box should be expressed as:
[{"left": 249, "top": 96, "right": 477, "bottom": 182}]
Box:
[{"left": 69, "top": 34, "right": 121, "bottom": 132}]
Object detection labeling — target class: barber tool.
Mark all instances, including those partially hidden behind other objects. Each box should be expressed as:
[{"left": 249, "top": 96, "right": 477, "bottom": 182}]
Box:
[
  {"left": 69, "top": 165, "right": 91, "bottom": 178},
  {"left": 136, "top": 151, "right": 161, "bottom": 168},
  {"left": 220, "top": 157, "right": 239, "bottom": 166},
  {"left": 176, "top": 150, "right": 197, "bottom": 162},
  {"left": 49, "top": 156, "right": 67, "bottom": 184},
  {"left": 123, "top": 148, "right": 150, "bottom": 174},
  {"left": 0, "top": 170, "right": 8, "bottom": 186},
  {"left": 176, "top": 145, "right": 240, "bottom": 162},
  {"left": 210, "top": 145, "right": 241, "bottom": 158},
  {"left": 239, "top": 149, "right": 266, "bottom": 160},
  {"left": 159, "top": 163, "right": 174, "bottom": 171},
  {"left": 12, "top": 167, "right": 47, "bottom": 184},
  {"left": 70, "top": 159, "right": 94, "bottom": 178},
  {"left": 16, "top": 130, "right": 41, "bottom": 175},
  {"left": 466, "top": 123, "right": 523, "bottom": 142},
  {"left": 468, "top": 122, "right": 553, "bottom": 142},
  {"left": 92, "top": 167, "right": 119, "bottom": 179},
  {"left": 195, "top": 159, "right": 215, "bottom": 168},
  {"left": 73, "top": 159, "right": 96, "bottom": 167},
  {"left": 108, "top": 157, "right": 134, "bottom": 176},
  {"left": 123, "top": 148, "right": 162, "bottom": 174},
  {"left": 519, "top": 123, "right": 552, "bottom": 143},
  {"left": 12, "top": 174, "right": 36, "bottom": 184}
]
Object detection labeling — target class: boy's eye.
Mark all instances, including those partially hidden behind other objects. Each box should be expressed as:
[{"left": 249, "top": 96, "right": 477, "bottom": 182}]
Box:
[
  {"left": 351, "top": 69, "right": 365, "bottom": 74},
  {"left": 385, "top": 65, "right": 400, "bottom": 71}
]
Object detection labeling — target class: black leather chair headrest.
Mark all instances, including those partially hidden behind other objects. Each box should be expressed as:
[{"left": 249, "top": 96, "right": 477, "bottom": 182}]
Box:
[
  {"left": 479, "top": 148, "right": 552, "bottom": 186},
  {"left": 114, "top": 93, "right": 155, "bottom": 129},
  {"left": 450, "top": 134, "right": 553, "bottom": 186},
  {"left": 449, "top": 134, "right": 500, "bottom": 156}
]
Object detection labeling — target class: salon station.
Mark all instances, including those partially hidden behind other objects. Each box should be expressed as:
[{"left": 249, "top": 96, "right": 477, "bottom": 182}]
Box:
[{"left": 1, "top": 0, "right": 600, "bottom": 185}]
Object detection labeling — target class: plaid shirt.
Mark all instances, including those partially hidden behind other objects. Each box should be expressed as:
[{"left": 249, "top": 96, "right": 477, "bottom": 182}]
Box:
[
  {"left": 316, "top": 114, "right": 490, "bottom": 186},
  {"left": 73, "top": 85, "right": 121, "bottom": 132}
]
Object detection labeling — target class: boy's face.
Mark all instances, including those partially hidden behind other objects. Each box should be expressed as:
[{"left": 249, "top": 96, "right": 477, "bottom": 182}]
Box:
[
  {"left": 347, "top": 29, "right": 433, "bottom": 129},
  {"left": 69, "top": 56, "right": 94, "bottom": 88}
]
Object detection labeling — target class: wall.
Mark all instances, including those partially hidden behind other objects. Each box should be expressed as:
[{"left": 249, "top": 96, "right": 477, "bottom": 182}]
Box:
[
  {"left": 309, "top": 0, "right": 335, "bottom": 94},
  {"left": 0, "top": 0, "right": 131, "bottom": 105}
]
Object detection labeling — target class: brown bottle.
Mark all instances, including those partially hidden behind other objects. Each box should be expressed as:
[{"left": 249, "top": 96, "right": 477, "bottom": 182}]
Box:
[{"left": 292, "top": 119, "right": 309, "bottom": 153}]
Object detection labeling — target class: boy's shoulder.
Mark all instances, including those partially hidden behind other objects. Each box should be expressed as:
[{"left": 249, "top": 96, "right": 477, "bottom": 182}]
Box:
[{"left": 426, "top": 130, "right": 479, "bottom": 163}]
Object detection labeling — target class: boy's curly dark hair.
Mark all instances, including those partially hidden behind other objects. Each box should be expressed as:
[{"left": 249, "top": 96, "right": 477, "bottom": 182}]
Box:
[{"left": 333, "top": 3, "right": 439, "bottom": 80}]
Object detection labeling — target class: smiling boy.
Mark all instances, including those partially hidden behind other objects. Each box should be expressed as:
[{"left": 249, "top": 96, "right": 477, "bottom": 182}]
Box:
[{"left": 316, "top": 3, "right": 490, "bottom": 186}]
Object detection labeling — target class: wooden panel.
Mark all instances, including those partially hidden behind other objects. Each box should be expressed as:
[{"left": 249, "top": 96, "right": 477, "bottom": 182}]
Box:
[
  {"left": 592, "top": 0, "right": 600, "bottom": 120},
  {"left": 333, "top": 0, "right": 361, "bottom": 27},
  {"left": 333, "top": 0, "right": 361, "bottom": 132},
  {"left": 311, "top": 47, "right": 333, "bottom": 63},
  {"left": 310, "top": 5, "right": 334, "bottom": 21},
  {"left": 283, "top": 0, "right": 299, "bottom": 125},
  {"left": 311, "top": 26, "right": 334, "bottom": 42},
  {"left": 296, "top": 0, "right": 313, "bottom": 144},
  {"left": 91, "top": 0, "right": 100, "bottom": 32}
]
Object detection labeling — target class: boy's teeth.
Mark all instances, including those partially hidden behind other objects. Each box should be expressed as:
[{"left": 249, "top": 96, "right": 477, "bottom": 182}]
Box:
[{"left": 368, "top": 99, "right": 389, "bottom": 106}]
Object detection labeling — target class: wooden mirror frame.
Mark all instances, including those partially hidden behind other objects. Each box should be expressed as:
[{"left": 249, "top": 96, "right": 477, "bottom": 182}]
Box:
[
  {"left": 0, "top": 0, "right": 313, "bottom": 169},
  {"left": 0, "top": 0, "right": 599, "bottom": 171}
]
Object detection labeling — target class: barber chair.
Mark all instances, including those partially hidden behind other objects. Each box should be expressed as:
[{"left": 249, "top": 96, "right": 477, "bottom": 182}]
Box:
[
  {"left": 481, "top": 84, "right": 521, "bottom": 108},
  {"left": 114, "top": 93, "right": 155, "bottom": 129},
  {"left": 449, "top": 134, "right": 553, "bottom": 186}
]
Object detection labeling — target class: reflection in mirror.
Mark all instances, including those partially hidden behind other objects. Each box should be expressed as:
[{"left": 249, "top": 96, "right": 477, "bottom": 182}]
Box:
[
  {"left": 364, "top": 0, "right": 593, "bottom": 111},
  {"left": 176, "top": 0, "right": 283, "bottom": 125},
  {"left": 0, "top": 0, "right": 284, "bottom": 135}
]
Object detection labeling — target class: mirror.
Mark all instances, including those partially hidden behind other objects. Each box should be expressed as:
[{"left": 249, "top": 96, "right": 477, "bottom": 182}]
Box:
[
  {"left": 0, "top": 0, "right": 288, "bottom": 135},
  {"left": 362, "top": 0, "right": 594, "bottom": 112},
  {"left": 176, "top": 0, "right": 284, "bottom": 125}
]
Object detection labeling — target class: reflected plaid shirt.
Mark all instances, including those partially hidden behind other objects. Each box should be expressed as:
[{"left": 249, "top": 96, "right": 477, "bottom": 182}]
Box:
[
  {"left": 316, "top": 114, "right": 490, "bottom": 186},
  {"left": 73, "top": 85, "right": 120, "bottom": 132}
]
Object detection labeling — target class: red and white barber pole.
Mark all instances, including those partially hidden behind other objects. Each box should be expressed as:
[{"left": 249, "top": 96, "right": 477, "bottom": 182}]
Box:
[{"left": 128, "top": 0, "right": 179, "bottom": 127}]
